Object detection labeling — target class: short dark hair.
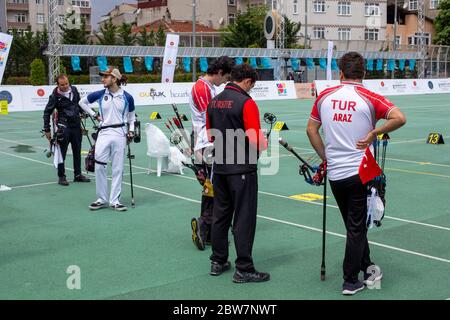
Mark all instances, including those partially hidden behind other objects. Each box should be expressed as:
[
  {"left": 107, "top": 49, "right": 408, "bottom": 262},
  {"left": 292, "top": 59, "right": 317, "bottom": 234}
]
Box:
[
  {"left": 207, "top": 56, "right": 235, "bottom": 75},
  {"left": 230, "top": 64, "right": 258, "bottom": 83},
  {"left": 56, "top": 74, "right": 68, "bottom": 85},
  {"left": 338, "top": 52, "right": 365, "bottom": 80}
]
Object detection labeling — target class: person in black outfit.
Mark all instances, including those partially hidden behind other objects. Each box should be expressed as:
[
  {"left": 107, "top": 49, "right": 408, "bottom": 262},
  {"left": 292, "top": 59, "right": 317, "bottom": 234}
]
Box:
[
  {"left": 206, "top": 64, "right": 269, "bottom": 283},
  {"left": 43, "top": 74, "right": 90, "bottom": 186}
]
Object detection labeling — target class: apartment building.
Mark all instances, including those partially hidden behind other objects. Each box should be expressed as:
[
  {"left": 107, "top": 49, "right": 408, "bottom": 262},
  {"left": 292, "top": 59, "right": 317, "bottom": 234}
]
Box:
[
  {"left": 2, "top": 0, "right": 92, "bottom": 34},
  {"left": 386, "top": 0, "right": 441, "bottom": 47},
  {"left": 98, "top": 2, "right": 138, "bottom": 28},
  {"left": 136, "top": 0, "right": 239, "bottom": 29}
]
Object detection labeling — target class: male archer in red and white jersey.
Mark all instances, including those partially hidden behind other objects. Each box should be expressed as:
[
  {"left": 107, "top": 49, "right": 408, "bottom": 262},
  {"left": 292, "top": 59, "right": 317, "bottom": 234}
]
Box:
[
  {"left": 189, "top": 56, "right": 235, "bottom": 251},
  {"left": 307, "top": 52, "right": 406, "bottom": 295}
]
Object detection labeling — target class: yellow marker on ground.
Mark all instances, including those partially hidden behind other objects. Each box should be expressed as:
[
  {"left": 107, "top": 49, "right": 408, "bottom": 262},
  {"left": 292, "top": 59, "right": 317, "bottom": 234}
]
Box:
[
  {"left": 0, "top": 100, "right": 8, "bottom": 115},
  {"left": 289, "top": 193, "right": 328, "bottom": 202}
]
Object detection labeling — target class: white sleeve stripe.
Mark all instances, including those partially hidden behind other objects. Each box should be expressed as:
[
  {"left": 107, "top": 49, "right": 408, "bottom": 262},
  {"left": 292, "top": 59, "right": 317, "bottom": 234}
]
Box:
[
  {"left": 385, "top": 106, "right": 398, "bottom": 119},
  {"left": 357, "top": 89, "right": 394, "bottom": 110},
  {"left": 309, "top": 116, "right": 321, "bottom": 123}
]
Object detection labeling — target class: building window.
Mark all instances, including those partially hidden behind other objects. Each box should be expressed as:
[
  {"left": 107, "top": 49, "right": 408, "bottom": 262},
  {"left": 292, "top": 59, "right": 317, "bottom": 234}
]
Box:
[
  {"left": 36, "top": 0, "right": 43, "bottom": 4},
  {"left": 58, "top": 0, "right": 65, "bottom": 5},
  {"left": 58, "top": 15, "right": 65, "bottom": 25},
  {"left": 313, "top": 1, "right": 326, "bottom": 13},
  {"left": 338, "top": 2, "right": 351, "bottom": 15},
  {"left": 228, "top": 13, "right": 235, "bottom": 25},
  {"left": 293, "top": 0, "right": 298, "bottom": 14},
  {"left": 71, "top": 0, "right": 90, "bottom": 8},
  {"left": 364, "top": 3, "right": 380, "bottom": 16},
  {"left": 37, "top": 13, "right": 45, "bottom": 24},
  {"left": 408, "top": 0, "right": 418, "bottom": 10},
  {"left": 272, "top": 0, "right": 278, "bottom": 10},
  {"left": 430, "top": 0, "right": 441, "bottom": 9},
  {"left": 364, "top": 28, "right": 379, "bottom": 40},
  {"left": 408, "top": 32, "right": 430, "bottom": 45},
  {"left": 313, "top": 27, "right": 325, "bottom": 39},
  {"left": 395, "top": 36, "right": 401, "bottom": 46},
  {"left": 228, "top": 0, "right": 236, "bottom": 5},
  {"left": 15, "top": 13, "right": 27, "bottom": 23},
  {"left": 338, "top": 28, "right": 351, "bottom": 40}
]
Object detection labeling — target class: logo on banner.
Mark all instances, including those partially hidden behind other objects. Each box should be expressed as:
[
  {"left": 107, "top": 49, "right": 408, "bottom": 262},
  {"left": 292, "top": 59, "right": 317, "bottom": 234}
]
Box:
[
  {"left": 170, "top": 41, "right": 174, "bottom": 46},
  {"left": 0, "top": 90, "right": 13, "bottom": 103},
  {"left": 140, "top": 88, "right": 166, "bottom": 100},
  {"left": 0, "top": 41, "right": 8, "bottom": 52},
  {"left": 0, "top": 56, "right": 4, "bottom": 67},
  {"left": 276, "top": 83, "right": 288, "bottom": 96},
  {"left": 380, "top": 81, "right": 385, "bottom": 87},
  {"left": 413, "top": 80, "right": 417, "bottom": 87},
  {"left": 428, "top": 81, "right": 434, "bottom": 89},
  {"left": 170, "top": 89, "right": 190, "bottom": 99},
  {"left": 37, "top": 89, "right": 45, "bottom": 97}
]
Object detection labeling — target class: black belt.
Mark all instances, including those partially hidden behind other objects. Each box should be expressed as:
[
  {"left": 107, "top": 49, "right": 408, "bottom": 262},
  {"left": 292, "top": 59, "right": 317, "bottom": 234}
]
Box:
[{"left": 97, "top": 123, "right": 126, "bottom": 131}]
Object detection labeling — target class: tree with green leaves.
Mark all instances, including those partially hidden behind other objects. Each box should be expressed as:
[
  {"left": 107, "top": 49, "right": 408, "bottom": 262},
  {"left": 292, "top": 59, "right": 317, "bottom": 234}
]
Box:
[
  {"left": 60, "top": 15, "right": 89, "bottom": 45},
  {"left": 221, "top": 5, "right": 266, "bottom": 48},
  {"left": 434, "top": 0, "right": 450, "bottom": 45},
  {"left": 118, "top": 22, "right": 137, "bottom": 46},
  {"left": 156, "top": 24, "right": 166, "bottom": 46},
  {"left": 284, "top": 16, "right": 301, "bottom": 48},
  {"left": 30, "top": 58, "right": 46, "bottom": 85},
  {"left": 96, "top": 18, "right": 118, "bottom": 45},
  {"left": 137, "top": 27, "right": 155, "bottom": 46}
]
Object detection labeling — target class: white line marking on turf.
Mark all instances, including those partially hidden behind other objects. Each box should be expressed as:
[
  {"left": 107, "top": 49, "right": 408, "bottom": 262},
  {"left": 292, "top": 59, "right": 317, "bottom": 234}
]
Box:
[
  {"left": 2, "top": 147, "right": 450, "bottom": 263},
  {"left": 3, "top": 150, "right": 450, "bottom": 232},
  {"left": 131, "top": 163, "right": 450, "bottom": 232},
  {"left": 12, "top": 182, "right": 57, "bottom": 189},
  {"left": 259, "top": 216, "right": 450, "bottom": 264}
]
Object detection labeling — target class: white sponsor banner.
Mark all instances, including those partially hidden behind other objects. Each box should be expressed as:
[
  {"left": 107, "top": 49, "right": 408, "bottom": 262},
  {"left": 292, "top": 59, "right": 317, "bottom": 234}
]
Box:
[
  {"left": 9, "top": 81, "right": 298, "bottom": 112},
  {"left": 0, "top": 33, "right": 13, "bottom": 85},
  {"left": 314, "top": 80, "right": 340, "bottom": 95},
  {"left": 315, "top": 79, "right": 450, "bottom": 96},
  {"left": 0, "top": 86, "right": 24, "bottom": 112},
  {"left": 161, "top": 34, "right": 179, "bottom": 83}
]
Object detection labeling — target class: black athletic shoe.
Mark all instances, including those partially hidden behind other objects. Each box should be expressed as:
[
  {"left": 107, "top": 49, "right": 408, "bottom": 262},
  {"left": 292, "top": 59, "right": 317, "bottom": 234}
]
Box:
[
  {"left": 110, "top": 203, "right": 127, "bottom": 212},
  {"left": 58, "top": 177, "right": 69, "bottom": 186},
  {"left": 191, "top": 217, "right": 205, "bottom": 251},
  {"left": 342, "top": 281, "right": 365, "bottom": 295},
  {"left": 363, "top": 265, "right": 383, "bottom": 286},
  {"left": 74, "top": 174, "right": 90, "bottom": 182},
  {"left": 89, "top": 201, "right": 108, "bottom": 210},
  {"left": 210, "top": 261, "right": 231, "bottom": 276},
  {"left": 233, "top": 270, "right": 270, "bottom": 283}
]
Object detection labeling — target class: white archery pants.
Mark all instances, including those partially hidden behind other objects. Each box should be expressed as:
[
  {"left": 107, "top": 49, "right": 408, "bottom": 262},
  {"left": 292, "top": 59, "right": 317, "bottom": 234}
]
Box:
[{"left": 94, "top": 133, "right": 127, "bottom": 206}]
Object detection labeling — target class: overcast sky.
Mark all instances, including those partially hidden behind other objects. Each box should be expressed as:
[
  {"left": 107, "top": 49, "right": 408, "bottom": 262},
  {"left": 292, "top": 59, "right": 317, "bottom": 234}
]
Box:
[{"left": 90, "top": 0, "right": 137, "bottom": 29}]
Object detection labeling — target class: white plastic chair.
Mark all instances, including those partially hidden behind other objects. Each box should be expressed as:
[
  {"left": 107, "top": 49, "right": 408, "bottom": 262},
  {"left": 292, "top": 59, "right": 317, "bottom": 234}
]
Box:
[
  {"left": 145, "top": 123, "right": 170, "bottom": 177},
  {"left": 166, "top": 146, "right": 187, "bottom": 175}
]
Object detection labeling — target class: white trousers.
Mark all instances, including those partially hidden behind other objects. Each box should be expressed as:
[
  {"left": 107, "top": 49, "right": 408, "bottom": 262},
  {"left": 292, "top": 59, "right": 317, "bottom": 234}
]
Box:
[{"left": 95, "top": 133, "right": 127, "bottom": 205}]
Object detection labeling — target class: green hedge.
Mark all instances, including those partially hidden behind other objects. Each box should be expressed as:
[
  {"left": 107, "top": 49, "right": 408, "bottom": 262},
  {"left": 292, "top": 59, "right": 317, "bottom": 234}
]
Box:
[{"left": 4, "top": 77, "right": 31, "bottom": 85}]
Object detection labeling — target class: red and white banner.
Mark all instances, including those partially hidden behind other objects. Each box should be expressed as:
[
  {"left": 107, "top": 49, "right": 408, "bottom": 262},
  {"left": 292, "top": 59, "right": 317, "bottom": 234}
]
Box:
[
  {"left": 0, "top": 32, "right": 13, "bottom": 85},
  {"left": 161, "top": 34, "right": 180, "bottom": 84}
]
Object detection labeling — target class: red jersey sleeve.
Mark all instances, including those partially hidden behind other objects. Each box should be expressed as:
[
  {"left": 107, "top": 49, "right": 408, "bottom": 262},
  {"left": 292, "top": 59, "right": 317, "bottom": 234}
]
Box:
[
  {"left": 356, "top": 87, "right": 397, "bottom": 120},
  {"left": 192, "top": 81, "right": 212, "bottom": 113},
  {"left": 310, "top": 99, "right": 321, "bottom": 123},
  {"left": 243, "top": 99, "right": 268, "bottom": 152}
]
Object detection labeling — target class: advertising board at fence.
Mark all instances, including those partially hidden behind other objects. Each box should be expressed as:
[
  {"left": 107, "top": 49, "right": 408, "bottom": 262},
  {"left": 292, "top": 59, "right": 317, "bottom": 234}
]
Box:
[
  {"left": 315, "top": 79, "right": 450, "bottom": 96},
  {"left": 0, "top": 86, "right": 24, "bottom": 112},
  {"left": 1, "top": 80, "right": 297, "bottom": 112}
]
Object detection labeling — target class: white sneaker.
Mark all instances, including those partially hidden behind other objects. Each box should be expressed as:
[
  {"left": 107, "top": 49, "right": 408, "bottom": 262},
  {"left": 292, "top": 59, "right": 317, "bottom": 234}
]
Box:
[
  {"left": 89, "top": 200, "right": 108, "bottom": 210},
  {"left": 110, "top": 203, "right": 127, "bottom": 212}
]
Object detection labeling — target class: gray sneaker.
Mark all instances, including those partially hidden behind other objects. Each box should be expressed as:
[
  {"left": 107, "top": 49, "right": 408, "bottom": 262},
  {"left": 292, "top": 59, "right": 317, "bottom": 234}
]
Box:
[
  {"left": 89, "top": 200, "right": 108, "bottom": 210},
  {"left": 342, "top": 280, "right": 365, "bottom": 296},
  {"left": 110, "top": 203, "right": 127, "bottom": 212}
]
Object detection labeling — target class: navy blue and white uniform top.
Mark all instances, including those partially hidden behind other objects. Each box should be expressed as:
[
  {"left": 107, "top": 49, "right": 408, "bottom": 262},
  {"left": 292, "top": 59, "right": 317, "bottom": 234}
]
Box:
[{"left": 79, "top": 88, "right": 136, "bottom": 136}]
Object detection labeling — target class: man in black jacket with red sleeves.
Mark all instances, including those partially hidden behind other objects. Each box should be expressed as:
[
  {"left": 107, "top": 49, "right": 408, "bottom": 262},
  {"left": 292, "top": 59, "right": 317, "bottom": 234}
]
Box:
[
  {"left": 43, "top": 74, "right": 90, "bottom": 186},
  {"left": 206, "top": 64, "right": 270, "bottom": 283}
]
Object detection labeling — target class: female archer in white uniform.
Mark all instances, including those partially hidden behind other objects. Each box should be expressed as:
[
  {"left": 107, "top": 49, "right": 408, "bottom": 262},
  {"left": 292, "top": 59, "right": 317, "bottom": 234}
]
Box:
[{"left": 79, "top": 68, "right": 135, "bottom": 212}]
